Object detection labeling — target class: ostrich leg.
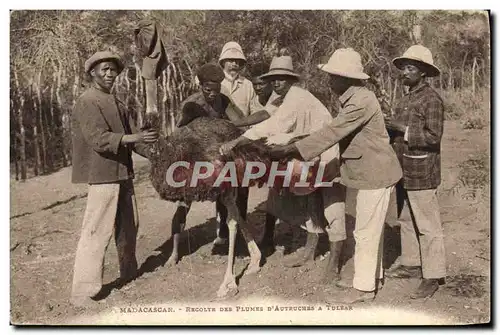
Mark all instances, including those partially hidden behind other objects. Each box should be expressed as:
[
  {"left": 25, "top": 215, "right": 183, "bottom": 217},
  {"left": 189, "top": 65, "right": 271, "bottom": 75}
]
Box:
[
  {"left": 217, "top": 190, "right": 239, "bottom": 298},
  {"left": 165, "top": 201, "right": 191, "bottom": 267},
  {"left": 217, "top": 189, "right": 262, "bottom": 298}
]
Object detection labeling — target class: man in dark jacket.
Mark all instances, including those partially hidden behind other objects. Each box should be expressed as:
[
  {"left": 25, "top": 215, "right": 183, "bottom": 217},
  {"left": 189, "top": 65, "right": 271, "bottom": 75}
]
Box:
[
  {"left": 384, "top": 45, "right": 446, "bottom": 299},
  {"left": 70, "top": 51, "right": 158, "bottom": 307}
]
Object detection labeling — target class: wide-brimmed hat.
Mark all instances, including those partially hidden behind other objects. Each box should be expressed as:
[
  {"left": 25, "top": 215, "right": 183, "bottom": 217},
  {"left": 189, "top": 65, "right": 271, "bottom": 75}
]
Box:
[
  {"left": 218, "top": 41, "right": 247, "bottom": 64},
  {"left": 318, "top": 48, "right": 369, "bottom": 80},
  {"left": 260, "top": 56, "right": 300, "bottom": 79},
  {"left": 392, "top": 45, "right": 440, "bottom": 77},
  {"left": 84, "top": 51, "right": 124, "bottom": 74}
]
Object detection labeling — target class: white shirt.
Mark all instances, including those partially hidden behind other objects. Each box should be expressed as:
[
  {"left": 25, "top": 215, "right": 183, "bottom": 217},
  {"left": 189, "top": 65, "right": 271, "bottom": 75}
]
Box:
[
  {"left": 243, "top": 84, "right": 340, "bottom": 178},
  {"left": 221, "top": 73, "right": 256, "bottom": 117},
  {"left": 243, "top": 84, "right": 333, "bottom": 142}
]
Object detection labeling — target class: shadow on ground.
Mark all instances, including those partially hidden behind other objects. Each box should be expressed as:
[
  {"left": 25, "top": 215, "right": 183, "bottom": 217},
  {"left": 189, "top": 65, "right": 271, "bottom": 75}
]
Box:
[{"left": 94, "top": 205, "right": 403, "bottom": 301}]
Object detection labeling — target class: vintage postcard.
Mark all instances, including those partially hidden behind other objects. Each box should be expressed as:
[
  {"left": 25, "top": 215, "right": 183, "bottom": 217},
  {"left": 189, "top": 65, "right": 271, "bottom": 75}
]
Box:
[{"left": 9, "top": 9, "right": 491, "bottom": 326}]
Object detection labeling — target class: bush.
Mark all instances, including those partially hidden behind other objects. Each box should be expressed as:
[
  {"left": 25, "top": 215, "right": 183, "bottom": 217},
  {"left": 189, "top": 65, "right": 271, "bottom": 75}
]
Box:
[
  {"left": 452, "top": 151, "right": 490, "bottom": 199},
  {"left": 441, "top": 87, "right": 489, "bottom": 129},
  {"left": 462, "top": 116, "right": 486, "bottom": 130}
]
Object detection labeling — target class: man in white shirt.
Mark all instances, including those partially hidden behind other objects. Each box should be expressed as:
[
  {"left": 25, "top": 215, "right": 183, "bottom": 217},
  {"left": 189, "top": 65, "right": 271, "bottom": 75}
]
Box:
[{"left": 220, "top": 55, "right": 346, "bottom": 284}]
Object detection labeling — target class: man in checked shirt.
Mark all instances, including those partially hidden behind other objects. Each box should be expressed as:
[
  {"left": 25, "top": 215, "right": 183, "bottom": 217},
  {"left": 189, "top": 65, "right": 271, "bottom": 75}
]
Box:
[{"left": 384, "top": 45, "right": 446, "bottom": 299}]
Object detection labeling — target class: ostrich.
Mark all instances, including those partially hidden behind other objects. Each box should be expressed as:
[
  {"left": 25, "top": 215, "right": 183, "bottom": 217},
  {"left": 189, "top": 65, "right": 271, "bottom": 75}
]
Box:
[
  {"left": 143, "top": 110, "right": 280, "bottom": 297},
  {"left": 143, "top": 110, "right": 337, "bottom": 298},
  {"left": 140, "top": 77, "right": 338, "bottom": 298},
  {"left": 134, "top": 22, "right": 334, "bottom": 298}
]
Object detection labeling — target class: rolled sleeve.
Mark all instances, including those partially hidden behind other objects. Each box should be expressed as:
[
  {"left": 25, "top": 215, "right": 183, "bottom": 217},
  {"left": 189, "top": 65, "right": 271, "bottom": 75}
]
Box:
[
  {"left": 74, "top": 98, "right": 123, "bottom": 154},
  {"left": 242, "top": 100, "right": 296, "bottom": 140}
]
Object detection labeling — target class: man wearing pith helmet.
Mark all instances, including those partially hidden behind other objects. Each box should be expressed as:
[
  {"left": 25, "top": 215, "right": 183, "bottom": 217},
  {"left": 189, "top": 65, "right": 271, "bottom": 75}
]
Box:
[
  {"left": 270, "top": 48, "right": 403, "bottom": 304},
  {"left": 214, "top": 41, "right": 256, "bottom": 245},
  {"left": 384, "top": 45, "right": 446, "bottom": 299},
  {"left": 70, "top": 51, "right": 158, "bottom": 307},
  {"left": 218, "top": 41, "right": 258, "bottom": 119}
]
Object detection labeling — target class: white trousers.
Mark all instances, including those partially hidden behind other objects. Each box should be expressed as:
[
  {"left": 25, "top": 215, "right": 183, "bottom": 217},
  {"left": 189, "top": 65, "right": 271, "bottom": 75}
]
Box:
[
  {"left": 71, "top": 180, "right": 139, "bottom": 299},
  {"left": 352, "top": 186, "right": 393, "bottom": 292}
]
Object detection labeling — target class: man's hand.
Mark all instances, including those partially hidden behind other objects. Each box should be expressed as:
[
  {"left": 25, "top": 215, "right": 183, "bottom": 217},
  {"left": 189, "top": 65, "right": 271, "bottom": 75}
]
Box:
[
  {"left": 266, "top": 133, "right": 294, "bottom": 145},
  {"left": 122, "top": 130, "right": 159, "bottom": 144},
  {"left": 269, "top": 143, "right": 300, "bottom": 160},
  {"left": 219, "top": 138, "right": 240, "bottom": 156},
  {"left": 384, "top": 117, "right": 407, "bottom": 133}
]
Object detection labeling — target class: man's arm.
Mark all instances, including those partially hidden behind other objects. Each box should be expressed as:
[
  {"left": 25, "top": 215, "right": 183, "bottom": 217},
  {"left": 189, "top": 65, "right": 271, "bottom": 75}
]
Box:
[
  {"left": 407, "top": 97, "right": 444, "bottom": 149},
  {"left": 74, "top": 98, "right": 124, "bottom": 154},
  {"left": 295, "top": 96, "right": 373, "bottom": 161},
  {"left": 232, "top": 110, "right": 270, "bottom": 127},
  {"left": 176, "top": 101, "right": 207, "bottom": 127},
  {"left": 224, "top": 101, "right": 246, "bottom": 122},
  {"left": 128, "top": 114, "right": 152, "bottom": 159},
  {"left": 242, "top": 102, "right": 296, "bottom": 141}
]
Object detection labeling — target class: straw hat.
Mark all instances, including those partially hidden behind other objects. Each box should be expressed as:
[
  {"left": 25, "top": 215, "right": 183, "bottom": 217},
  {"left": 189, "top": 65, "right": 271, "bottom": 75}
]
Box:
[
  {"left": 84, "top": 51, "right": 124, "bottom": 74},
  {"left": 392, "top": 45, "right": 440, "bottom": 77},
  {"left": 260, "top": 56, "right": 300, "bottom": 79},
  {"left": 218, "top": 41, "right": 247, "bottom": 64},
  {"left": 318, "top": 48, "right": 369, "bottom": 80}
]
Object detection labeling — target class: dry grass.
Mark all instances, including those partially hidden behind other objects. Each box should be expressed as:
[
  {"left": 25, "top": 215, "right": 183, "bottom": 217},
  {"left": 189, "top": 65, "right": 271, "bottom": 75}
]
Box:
[
  {"left": 450, "top": 151, "right": 490, "bottom": 200},
  {"left": 441, "top": 87, "right": 490, "bottom": 129}
]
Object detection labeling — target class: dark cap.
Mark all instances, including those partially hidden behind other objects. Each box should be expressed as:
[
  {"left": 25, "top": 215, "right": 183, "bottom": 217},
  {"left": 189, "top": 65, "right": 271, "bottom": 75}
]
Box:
[
  {"left": 85, "top": 51, "right": 124, "bottom": 74},
  {"left": 197, "top": 63, "right": 225, "bottom": 84}
]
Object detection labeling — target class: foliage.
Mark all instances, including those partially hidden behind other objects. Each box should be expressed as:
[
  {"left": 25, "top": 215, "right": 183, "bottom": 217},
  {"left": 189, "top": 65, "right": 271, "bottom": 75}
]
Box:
[{"left": 10, "top": 10, "right": 491, "bottom": 180}]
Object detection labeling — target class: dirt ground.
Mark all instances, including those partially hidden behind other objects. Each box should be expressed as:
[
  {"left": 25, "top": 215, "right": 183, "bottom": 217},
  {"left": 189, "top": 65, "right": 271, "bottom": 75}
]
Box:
[{"left": 10, "top": 120, "right": 490, "bottom": 325}]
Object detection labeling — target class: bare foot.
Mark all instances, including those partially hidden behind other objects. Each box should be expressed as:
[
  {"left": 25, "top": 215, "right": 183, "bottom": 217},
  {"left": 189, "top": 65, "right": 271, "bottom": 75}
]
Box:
[{"left": 321, "top": 271, "right": 341, "bottom": 285}]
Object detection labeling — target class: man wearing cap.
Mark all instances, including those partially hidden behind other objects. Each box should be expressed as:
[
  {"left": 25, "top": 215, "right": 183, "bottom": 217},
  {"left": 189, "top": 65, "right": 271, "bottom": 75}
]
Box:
[
  {"left": 165, "top": 63, "right": 249, "bottom": 265},
  {"left": 220, "top": 55, "right": 346, "bottom": 283},
  {"left": 270, "top": 48, "right": 403, "bottom": 303},
  {"left": 384, "top": 45, "right": 446, "bottom": 299},
  {"left": 71, "top": 51, "right": 159, "bottom": 307},
  {"left": 176, "top": 63, "right": 232, "bottom": 126}
]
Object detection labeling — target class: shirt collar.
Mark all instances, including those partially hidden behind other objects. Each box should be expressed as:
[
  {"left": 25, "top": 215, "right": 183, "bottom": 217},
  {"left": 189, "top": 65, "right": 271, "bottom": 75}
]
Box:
[
  {"left": 223, "top": 71, "right": 244, "bottom": 84},
  {"left": 407, "top": 81, "right": 429, "bottom": 95},
  {"left": 91, "top": 84, "right": 112, "bottom": 95},
  {"left": 339, "top": 85, "right": 360, "bottom": 105}
]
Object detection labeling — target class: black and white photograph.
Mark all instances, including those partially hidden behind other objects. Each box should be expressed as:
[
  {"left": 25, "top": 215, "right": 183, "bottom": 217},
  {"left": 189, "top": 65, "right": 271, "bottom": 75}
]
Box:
[{"left": 7, "top": 7, "right": 491, "bottom": 326}]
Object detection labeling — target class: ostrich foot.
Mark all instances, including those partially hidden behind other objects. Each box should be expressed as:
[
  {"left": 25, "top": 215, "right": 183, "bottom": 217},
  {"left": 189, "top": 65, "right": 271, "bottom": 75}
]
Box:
[
  {"left": 164, "top": 252, "right": 179, "bottom": 267},
  {"left": 246, "top": 260, "right": 261, "bottom": 276},
  {"left": 217, "top": 276, "right": 238, "bottom": 298},
  {"left": 246, "top": 241, "right": 262, "bottom": 275}
]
